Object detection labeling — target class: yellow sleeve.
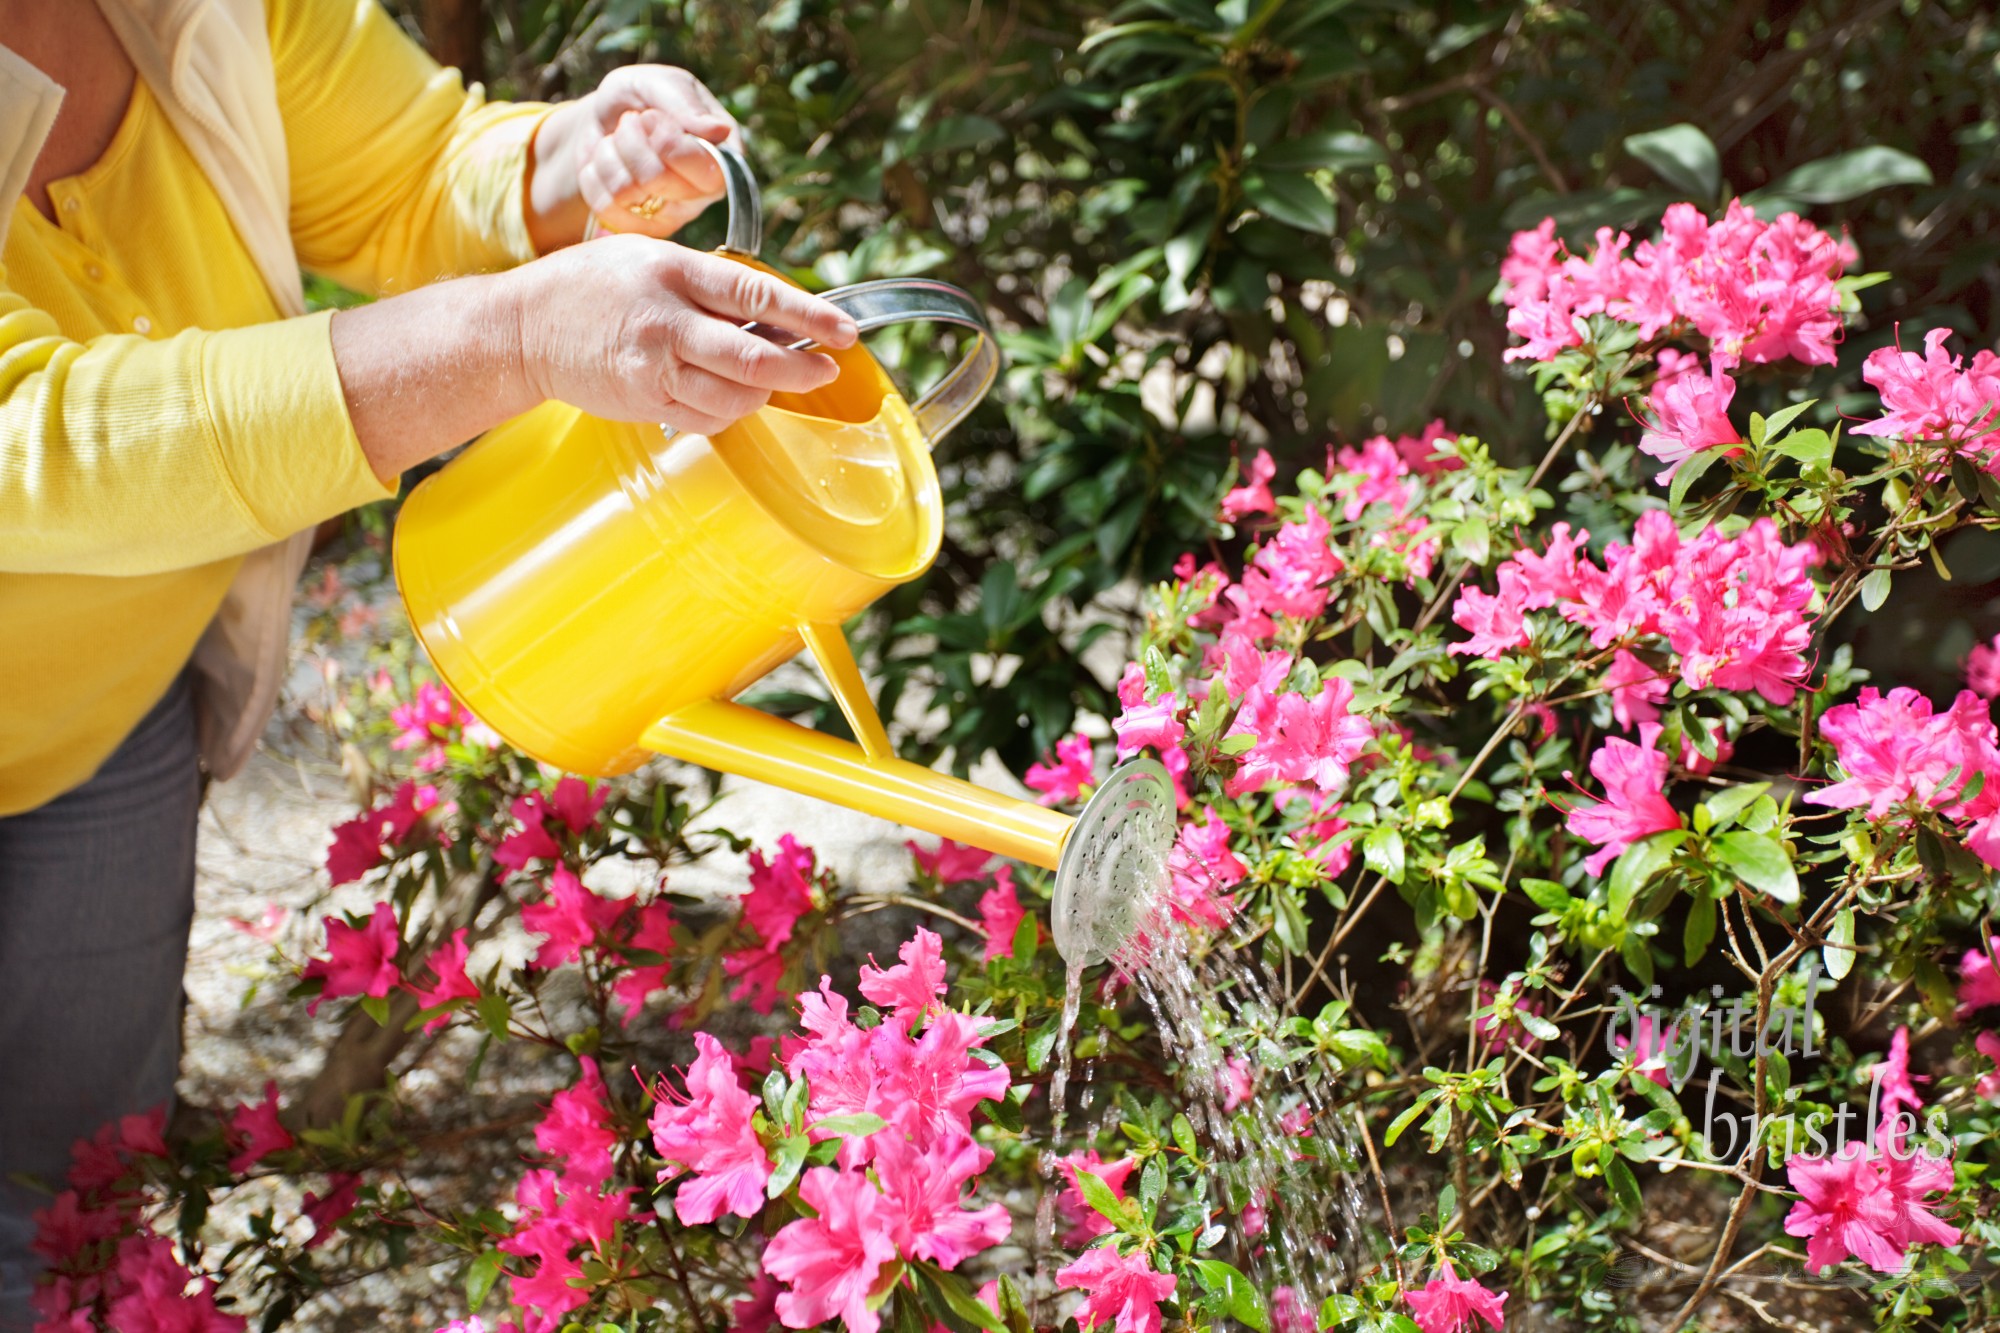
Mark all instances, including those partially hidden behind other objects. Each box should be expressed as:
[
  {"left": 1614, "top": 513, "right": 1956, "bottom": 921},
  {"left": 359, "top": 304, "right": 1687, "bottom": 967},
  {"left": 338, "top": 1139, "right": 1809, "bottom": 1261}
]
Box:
[
  {"left": 0, "top": 272, "right": 395, "bottom": 575},
  {"left": 276, "top": 0, "right": 553, "bottom": 294}
]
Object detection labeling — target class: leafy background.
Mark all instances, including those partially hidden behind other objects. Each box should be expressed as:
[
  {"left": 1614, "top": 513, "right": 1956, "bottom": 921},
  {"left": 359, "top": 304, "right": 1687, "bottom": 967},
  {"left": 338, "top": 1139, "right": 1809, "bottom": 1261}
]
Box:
[{"left": 376, "top": 0, "right": 2000, "bottom": 769}]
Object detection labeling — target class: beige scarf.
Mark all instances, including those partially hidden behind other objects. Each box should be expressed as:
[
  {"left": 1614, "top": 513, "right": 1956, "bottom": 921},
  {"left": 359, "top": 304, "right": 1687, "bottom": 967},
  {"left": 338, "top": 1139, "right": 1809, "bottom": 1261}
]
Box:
[{"left": 2, "top": 0, "right": 313, "bottom": 782}]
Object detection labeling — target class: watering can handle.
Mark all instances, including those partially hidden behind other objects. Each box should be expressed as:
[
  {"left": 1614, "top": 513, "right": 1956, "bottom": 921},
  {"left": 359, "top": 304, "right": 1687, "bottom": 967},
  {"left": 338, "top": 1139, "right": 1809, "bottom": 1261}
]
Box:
[
  {"left": 791, "top": 279, "right": 1001, "bottom": 447},
  {"left": 580, "top": 137, "right": 764, "bottom": 256}
]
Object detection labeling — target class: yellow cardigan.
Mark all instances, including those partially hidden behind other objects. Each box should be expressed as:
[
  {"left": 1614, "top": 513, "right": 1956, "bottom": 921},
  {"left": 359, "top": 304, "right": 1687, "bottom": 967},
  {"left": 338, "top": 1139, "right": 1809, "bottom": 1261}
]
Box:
[{"left": 0, "top": 0, "right": 548, "bottom": 814}]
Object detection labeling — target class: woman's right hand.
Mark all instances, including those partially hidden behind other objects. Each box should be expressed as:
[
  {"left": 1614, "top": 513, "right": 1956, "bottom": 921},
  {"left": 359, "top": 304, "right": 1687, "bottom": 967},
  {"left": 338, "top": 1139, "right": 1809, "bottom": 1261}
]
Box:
[{"left": 511, "top": 234, "right": 858, "bottom": 436}]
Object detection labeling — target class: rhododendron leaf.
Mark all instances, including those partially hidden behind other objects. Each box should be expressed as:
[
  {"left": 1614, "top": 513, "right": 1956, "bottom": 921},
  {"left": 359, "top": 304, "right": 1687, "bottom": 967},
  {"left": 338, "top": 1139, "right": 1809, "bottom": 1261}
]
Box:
[
  {"left": 813, "top": 1113, "right": 888, "bottom": 1137},
  {"left": 464, "top": 1249, "right": 502, "bottom": 1314},
  {"left": 1171, "top": 1113, "right": 1200, "bottom": 1159},
  {"left": 912, "top": 1266, "right": 1004, "bottom": 1333},
  {"left": 1363, "top": 827, "right": 1407, "bottom": 884},
  {"left": 1072, "top": 1168, "right": 1141, "bottom": 1233},
  {"left": 1757, "top": 145, "right": 1933, "bottom": 206},
  {"left": 1193, "top": 1259, "right": 1268, "bottom": 1332},
  {"left": 1608, "top": 830, "right": 1686, "bottom": 918},
  {"left": 766, "top": 1134, "right": 809, "bottom": 1199},
  {"left": 1760, "top": 399, "right": 1820, "bottom": 445},
  {"left": 1011, "top": 913, "right": 1039, "bottom": 963},
  {"left": 476, "top": 994, "right": 510, "bottom": 1041},
  {"left": 1860, "top": 567, "right": 1893, "bottom": 612},
  {"left": 1216, "top": 732, "right": 1258, "bottom": 756},
  {"left": 1668, "top": 445, "right": 1725, "bottom": 510},
  {"left": 1622, "top": 123, "right": 1720, "bottom": 203},
  {"left": 1243, "top": 171, "right": 1336, "bottom": 235},
  {"left": 1712, "top": 831, "right": 1799, "bottom": 903},
  {"left": 1254, "top": 129, "right": 1385, "bottom": 174},
  {"left": 1825, "top": 908, "right": 1858, "bottom": 982},
  {"left": 1951, "top": 453, "right": 1984, "bottom": 507},
  {"left": 1684, "top": 892, "right": 1717, "bottom": 967},
  {"left": 1026, "top": 1021, "right": 1061, "bottom": 1072},
  {"left": 1700, "top": 783, "right": 1770, "bottom": 833}
]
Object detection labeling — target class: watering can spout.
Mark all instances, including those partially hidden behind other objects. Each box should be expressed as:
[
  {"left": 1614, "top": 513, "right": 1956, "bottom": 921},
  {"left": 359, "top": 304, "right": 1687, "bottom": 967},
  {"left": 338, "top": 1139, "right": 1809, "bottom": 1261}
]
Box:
[{"left": 640, "top": 701, "right": 1074, "bottom": 871}]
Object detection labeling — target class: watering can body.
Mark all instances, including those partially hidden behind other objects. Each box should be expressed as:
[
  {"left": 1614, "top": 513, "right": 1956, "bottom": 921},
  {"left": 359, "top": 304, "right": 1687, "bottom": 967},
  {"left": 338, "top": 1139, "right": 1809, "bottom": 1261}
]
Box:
[{"left": 393, "top": 143, "right": 1176, "bottom": 960}]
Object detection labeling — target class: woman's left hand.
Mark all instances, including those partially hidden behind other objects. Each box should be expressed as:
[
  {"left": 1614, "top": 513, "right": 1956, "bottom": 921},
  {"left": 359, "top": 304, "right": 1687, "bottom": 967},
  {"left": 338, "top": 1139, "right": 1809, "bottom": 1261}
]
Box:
[{"left": 526, "top": 66, "right": 740, "bottom": 252}]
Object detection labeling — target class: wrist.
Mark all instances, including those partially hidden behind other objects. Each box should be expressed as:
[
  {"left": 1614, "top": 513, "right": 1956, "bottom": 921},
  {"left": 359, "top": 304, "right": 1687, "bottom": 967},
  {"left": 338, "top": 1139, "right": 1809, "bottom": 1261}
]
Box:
[
  {"left": 492, "top": 264, "right": 551, "bottom": 412},
  {"left": 525, "top": 100, "right": 596, "bottom": 254}
]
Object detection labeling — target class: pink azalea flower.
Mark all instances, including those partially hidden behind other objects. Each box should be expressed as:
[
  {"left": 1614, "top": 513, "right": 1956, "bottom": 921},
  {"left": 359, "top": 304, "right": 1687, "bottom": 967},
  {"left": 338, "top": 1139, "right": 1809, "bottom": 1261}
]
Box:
[
  {"left": 1564, "top": 734, "right": 1683, "bottom": 876},
  {"left": 1784, "top": 1144, "right": 1907, "bottom": 1273},
  {"left": 493, "top": 792, "right": 562, "bottom": 874},
  {"left": 1114, "top": 691, "right": 1186, "bottom": 763},
  {"left": 1959, "top": 938, "right": 2000, "bottom": 1018},
  {"left": 521, "top": 864, "right": 626, "bottom": 969},
  {"left": 1872, "top": 1027, "right": 1927, "bottom": 1133},
  {"left": 1498, "top": 218, "right": 1561, "bottom": 305},
  {"left": 978, "top": 867, "right": 1027, "bottom": 962},
  {"left": 1602, "top": 649, "right": 1668, "bottom": 730},
  {"left": 436, "top": 1320, "right": 521, "bottom": 1333},
  {"left": 651, "top": 1033, "right": 773, "bottom": 1225},
  {"left": 1025, "top": 733, "right": 1097, "bottom": 805},
  {"left": 1220, "top": 1056, "right": 1257, "bottom": 1112},
  {"left": 536, "top": 1058, "right": 619, "bottom": 1191},
  {"left": 1271, "top": 1286, "right": 1315, "bottom": 1333},
  {"left": 610, "top": 900, "right": 677, "bottom": 1023},
  {"left": 1473, "top": 979, "right": 1545, "bottom": 1055},
  {"left": 1164, "top": 815, "right": 1246, "bottom": 932},
  {"left": 302, "top": 902, "right": 400, "bottom": 1015},
  {"left": 1966, "top": 634, "right": 2000, "bottom": 700},
  {"left": 1056, "top": 1245, "right": 1177, "bottom": 1333},
  {"left": 1225, "top": 677, "right": 1373, "bottom": 799},
  {"left": 741, "top": 835, "right": 819, "bottom": 949},
  {"left": 1975, "top": 1031, "right": 2000, "bottom": 1101},
  {"left": 1807, "top": 687, "right": 1999, "bottom": 819},
  {"left": 402, "top": 928, "right": 479, "bottom": 1032},
  {"left": 302, "top": 1173, "right": 361, "bottom": 1249},
  {"left": 857, "top": 928, "right": 948, "bottom": 1020},
  {"left": 1613, "top": 1016, "right": 1676, "bottom": 1088},
  {"left": 1636, "top": 360, "right": 1741, "bottom": 484},
  {"left": 1403, "top": 1260, "right": 1507, "bottom": 1333},
  {"left": 326, "top": 780, "right": 441, "bottom": 885},
  {"left": 763, "top": 1168, "right": 900, "bottom": 1333},
  {"left": 547, "top": 776, "right": 609, "bottom": 832},
  {"left": 389, "top": 681, "right": 477, "bottom": 772},
  {"left": 1220, "top": 449, "right": 1278, "bottom": 520},
  {"left": 225, "top": 1081, "right": 294, "bottom": 1174},
  {"left": 907, "top": 838, "right": 993, "bottom": 885},
  {"left": 1448, "top": 567, "right": 1532, "bottom": 659},
  {"left": 723, "top": 944, "right": 792, "bottom": 1014},
  {"left": 1248, "top": 506, "right": 1343, "bottom": 619},
  {"left": 873, "top": 1130, "right": 1010, "bottom": 1268},
  {"left": 1056, "top": 1151, "right": 1138, "bottom": 1247},
  {"left": 1852, "top": 327, "right": 2000, "bottom": 451},
  {"left": 102, "top": 1235, "right": 246, "bottom": 1333},
  {"left": 226, "top": 904, "right": 287, "bottom": 942},
  {"left": 730, "top": 1274, "right": 784, "bottom": 1333}
]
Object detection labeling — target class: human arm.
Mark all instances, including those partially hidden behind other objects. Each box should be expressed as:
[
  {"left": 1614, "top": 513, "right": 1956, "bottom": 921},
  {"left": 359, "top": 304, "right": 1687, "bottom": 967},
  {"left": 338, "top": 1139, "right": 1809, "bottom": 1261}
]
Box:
[{"left": 0, "top": 239, "right": 854, "bottom": 575}]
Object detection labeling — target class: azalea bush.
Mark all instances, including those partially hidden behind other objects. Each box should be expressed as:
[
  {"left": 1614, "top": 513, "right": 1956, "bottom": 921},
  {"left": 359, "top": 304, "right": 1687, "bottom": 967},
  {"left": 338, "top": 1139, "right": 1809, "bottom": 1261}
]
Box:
[{"left": 29, "top": 183, "right": 2000, "bottom": 1333}]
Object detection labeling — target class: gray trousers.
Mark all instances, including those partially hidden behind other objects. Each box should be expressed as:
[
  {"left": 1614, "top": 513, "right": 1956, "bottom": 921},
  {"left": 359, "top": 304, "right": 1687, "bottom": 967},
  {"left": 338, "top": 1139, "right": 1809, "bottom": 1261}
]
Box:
[{"left": 0, "top": 672, "right": 201, "bottom": 1330}]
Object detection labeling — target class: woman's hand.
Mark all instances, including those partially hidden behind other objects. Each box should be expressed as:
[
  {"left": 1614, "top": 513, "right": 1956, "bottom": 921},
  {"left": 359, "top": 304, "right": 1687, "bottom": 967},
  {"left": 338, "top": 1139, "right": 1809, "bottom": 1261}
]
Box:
[
  {"left": 515, "top": 236, "right": 858, "bottom": 435},
  {"left": 526, "top": 66, "right": 739, "bottom": 253}
]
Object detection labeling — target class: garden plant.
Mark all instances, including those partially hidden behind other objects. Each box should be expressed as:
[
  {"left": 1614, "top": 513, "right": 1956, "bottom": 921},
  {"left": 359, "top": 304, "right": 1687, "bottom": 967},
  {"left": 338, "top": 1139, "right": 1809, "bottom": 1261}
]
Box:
[{"left": 24, "top": 2, "right": 2000, "bottom": 1331}]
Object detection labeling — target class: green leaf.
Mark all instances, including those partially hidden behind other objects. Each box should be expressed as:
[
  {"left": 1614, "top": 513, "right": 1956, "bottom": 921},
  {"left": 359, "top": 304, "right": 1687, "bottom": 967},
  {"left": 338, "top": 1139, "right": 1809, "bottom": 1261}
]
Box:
[
  {"left": 1253, "top": 129, "right": 1385, "bottom": 174},
  {"left": 1192, "top": 1260, "right": 1268, "bottom": 1333},
  {"left": 914, "top": 1264, "right": 1004, "bottom": 1333},
  {"left": 767, "top": 1135, "right": 810, "bottom": 1199},
  {"left": 1699, "top": 783, "right": 1770, "bottom": 833},
  {"left": 464, "top": 1251, "right": 502, "bottom": 1314},
  {"left": 812, "top": 1113, "right": 888, "bottom": 1138},
  {"left": 1712, "top": 830, "right": 1800, "bottom": 903},
  {"left": 1860, "top": 567, "right": 1893, "bottom": 612},
  {"left": 1683, "top": 892, "right": 1716, "bottom": 966},
  {"left": 1771, "top": 427, "right": 1833, "bottom": 469},
  {"left": 1384, "top": 1090, "right": 1437, "bottom": 1147},
  {"left": 1243, "top": 172, "right": 1336, "bottom": 234},
  {"left": 1172, "top": 1113, "right": 1200, "bottom": 1159},
  {"left": 477, "top": 993, "right": 512, "bottom": 1041},
  {"left": 360, "top": 994, "right": 391, "bottom": 1026},
  {"left": 1757, "top": 145, "right": 1933, "bottom": 206},
  {"left": 1071, "top": 1169, "right": 1138, "bottom": 1233},
  {"left": 1623, "top": 123, "right": 1720, "bottom": 202},
  {"left": 1824, "top": 907, "right": 1857, "bottom": 982},
  {"left": 1519, "top": 877, "right": 1574, "bottom": 913},
  {"left": 1609, "top": 829, "right": 1685, "bottom": 917},
  {"left": 1604, "top": 1156, "right": 1644, "bottom": 1216},
  {"left": 1363, "top": 826, "right": 1406, "bottom": 885},
  {"left": 1668, "top": 445, "right": 1726, "bottom": 510},
  {"left": 1026, "top": 1021, "right": 1060, "bottom": 1072},
  {"left": 1451, "top": 517, "right": 1491, "bottom": 566},
  {"left": 1759, "top": 398, "right": 1818, "bottom": 442}
]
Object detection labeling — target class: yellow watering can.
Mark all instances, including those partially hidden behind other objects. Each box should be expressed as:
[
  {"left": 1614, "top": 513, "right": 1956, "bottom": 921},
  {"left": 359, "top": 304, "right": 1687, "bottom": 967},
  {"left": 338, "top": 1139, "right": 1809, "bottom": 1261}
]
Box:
[{"left": 392, "top": 142, "right": 1172, "bottom": 965}]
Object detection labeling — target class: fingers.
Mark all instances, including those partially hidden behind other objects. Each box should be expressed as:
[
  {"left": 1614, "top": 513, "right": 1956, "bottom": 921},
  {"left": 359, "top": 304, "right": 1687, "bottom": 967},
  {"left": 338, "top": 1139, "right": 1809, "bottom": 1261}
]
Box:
[
  {"left": 673, "top": 252, "right": 859, "bottom": 350},
  {"left": 677, "top": 320, "right": 842, "bottom": 395},
  {"left": 661, "top": 361, "right": 772, "bottom": 426}
]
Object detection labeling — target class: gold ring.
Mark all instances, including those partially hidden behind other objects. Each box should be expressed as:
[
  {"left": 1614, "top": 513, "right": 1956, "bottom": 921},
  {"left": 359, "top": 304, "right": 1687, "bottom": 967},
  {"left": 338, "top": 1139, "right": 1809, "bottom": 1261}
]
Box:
[{"left": 626, "top": 194, "right": 668, "bottom": 220}]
